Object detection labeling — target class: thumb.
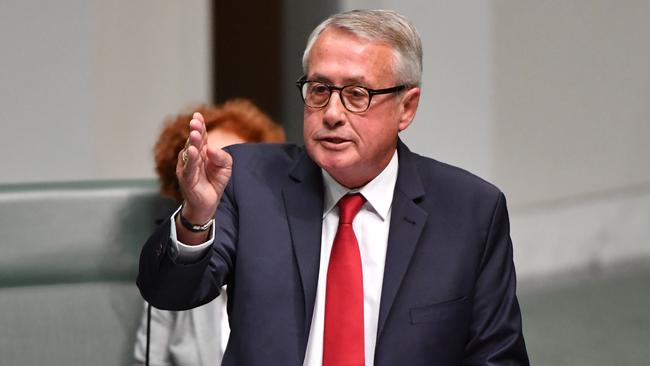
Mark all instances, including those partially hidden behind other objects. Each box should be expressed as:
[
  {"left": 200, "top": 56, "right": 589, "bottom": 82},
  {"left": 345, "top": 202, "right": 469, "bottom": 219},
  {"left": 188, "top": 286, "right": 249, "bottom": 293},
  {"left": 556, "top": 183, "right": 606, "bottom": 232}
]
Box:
[{"left": 206, "top": 146, "right": 233, "bottom": 170}]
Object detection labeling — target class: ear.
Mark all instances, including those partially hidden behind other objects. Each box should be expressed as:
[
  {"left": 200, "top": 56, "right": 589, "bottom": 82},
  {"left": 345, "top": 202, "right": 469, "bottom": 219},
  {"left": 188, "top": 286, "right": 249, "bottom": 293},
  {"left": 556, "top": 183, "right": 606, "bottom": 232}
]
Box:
[{"left": 397, "top": 87, "right": 421, "bottom": 132}]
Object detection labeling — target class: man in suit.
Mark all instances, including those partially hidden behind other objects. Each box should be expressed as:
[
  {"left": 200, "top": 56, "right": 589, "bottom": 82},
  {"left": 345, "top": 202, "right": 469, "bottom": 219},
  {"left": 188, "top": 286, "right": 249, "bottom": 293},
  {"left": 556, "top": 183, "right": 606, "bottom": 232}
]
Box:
[{"left": 137, "top": 9, "right": 529, "bottom": 366}]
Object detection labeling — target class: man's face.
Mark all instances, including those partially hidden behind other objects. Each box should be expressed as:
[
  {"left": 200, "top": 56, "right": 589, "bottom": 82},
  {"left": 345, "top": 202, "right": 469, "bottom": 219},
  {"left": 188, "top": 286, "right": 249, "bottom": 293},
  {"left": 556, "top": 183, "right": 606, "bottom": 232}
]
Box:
[{"left": 303, "top": 28, "right": 420, "bottom": 188}]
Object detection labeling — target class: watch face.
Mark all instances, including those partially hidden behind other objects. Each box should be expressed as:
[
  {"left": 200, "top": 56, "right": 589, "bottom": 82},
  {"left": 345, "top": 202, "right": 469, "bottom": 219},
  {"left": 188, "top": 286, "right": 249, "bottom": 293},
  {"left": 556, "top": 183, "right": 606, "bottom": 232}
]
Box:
[{"left": 192, "top": 223, "right": 209, "bottom": 231}]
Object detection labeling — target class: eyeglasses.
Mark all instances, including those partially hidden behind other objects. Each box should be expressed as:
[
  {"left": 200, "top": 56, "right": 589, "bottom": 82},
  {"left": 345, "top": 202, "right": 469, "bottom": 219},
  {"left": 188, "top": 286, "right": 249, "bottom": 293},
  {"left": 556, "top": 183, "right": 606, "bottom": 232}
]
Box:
[{"left": 296, "top": 76, "right": 407, "bottom": 113}]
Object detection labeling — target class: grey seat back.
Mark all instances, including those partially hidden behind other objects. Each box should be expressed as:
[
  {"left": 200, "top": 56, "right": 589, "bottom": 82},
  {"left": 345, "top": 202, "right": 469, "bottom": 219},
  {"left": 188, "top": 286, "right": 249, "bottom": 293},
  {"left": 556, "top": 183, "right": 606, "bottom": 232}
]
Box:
[{"left": 0, "top": 180, "right": 170, "bottom": 366}]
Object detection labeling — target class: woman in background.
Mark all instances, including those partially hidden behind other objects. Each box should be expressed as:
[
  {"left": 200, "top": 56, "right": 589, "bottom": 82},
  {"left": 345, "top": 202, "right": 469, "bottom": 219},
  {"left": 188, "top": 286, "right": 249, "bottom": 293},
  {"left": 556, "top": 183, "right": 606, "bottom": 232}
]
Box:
[{"left": 133, "top": 99, "right": 285, "bottom": 366}]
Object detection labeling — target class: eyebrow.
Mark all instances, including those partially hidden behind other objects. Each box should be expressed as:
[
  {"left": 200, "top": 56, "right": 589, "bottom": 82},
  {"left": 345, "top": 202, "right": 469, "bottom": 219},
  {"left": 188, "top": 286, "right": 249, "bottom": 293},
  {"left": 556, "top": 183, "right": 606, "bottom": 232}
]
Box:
[{"left": 309, "top": 73, "right": 368, "bottom": 87}]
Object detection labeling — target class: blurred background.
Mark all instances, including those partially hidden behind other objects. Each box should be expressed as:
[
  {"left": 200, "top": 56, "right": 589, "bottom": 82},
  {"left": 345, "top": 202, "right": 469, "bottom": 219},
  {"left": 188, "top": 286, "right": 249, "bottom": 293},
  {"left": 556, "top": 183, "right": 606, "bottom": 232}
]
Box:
[{"left": 1, "top": 0, "right": 648, "bottom": 365}]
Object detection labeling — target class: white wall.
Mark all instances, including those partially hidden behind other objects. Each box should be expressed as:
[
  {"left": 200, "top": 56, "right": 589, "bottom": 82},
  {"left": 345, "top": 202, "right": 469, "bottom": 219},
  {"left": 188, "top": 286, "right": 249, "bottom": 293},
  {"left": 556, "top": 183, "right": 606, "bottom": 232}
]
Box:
[
  {"left": 492, "top": 0, "right": 650, "bottom": 206},
  {"left": 0, "top": 0, "right": 211, "bottom": 184},
  {"left": 339, "top": 0, "right": 650, "bottom": 279},
  {"left": 2, "top": 0, "right": 648, "bottom": 278},
  {"left": 492, "top": 0, "right": 650, "bottom": 278},
  {"left": 340, "top": 0, "right": 495, "bottom": 179}
]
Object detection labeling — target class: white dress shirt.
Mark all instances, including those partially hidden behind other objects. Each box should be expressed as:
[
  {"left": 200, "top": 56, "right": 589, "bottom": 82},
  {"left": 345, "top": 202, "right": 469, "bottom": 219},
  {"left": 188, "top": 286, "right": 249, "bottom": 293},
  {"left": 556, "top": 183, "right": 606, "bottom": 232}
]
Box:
[
  {"left": 303, "top": 151, "right": 397, "bottom": 366},
  {"left": 171, "top": 150, "right": 398, "bottom": 366}
]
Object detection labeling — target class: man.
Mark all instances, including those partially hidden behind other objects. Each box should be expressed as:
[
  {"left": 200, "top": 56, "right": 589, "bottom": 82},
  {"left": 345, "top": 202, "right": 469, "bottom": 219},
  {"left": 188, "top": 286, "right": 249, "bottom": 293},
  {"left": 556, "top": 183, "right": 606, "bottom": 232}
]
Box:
[{"left": 138, "top": 9, "right": 529, "bottom": 366}]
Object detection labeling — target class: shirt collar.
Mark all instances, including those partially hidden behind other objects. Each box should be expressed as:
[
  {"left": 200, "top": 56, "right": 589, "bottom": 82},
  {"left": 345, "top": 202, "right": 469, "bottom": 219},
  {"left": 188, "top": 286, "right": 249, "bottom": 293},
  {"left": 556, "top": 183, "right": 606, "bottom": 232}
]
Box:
[{"left": 322, "top": 150, "right": 398, "bottom": 221}]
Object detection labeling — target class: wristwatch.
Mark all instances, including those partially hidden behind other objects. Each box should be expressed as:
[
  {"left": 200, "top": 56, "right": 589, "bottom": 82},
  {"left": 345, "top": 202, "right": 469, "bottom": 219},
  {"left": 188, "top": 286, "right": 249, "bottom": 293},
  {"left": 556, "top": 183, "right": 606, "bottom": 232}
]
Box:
[{"left": 176, "top": 208, "right": 213, "bottom": 232}]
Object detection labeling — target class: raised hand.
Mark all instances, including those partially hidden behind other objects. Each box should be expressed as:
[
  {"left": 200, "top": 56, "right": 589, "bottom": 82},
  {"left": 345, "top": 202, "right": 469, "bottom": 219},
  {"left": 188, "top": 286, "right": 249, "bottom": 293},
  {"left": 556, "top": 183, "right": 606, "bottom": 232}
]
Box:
[{"left": 175, "top": 112, "right": 233, "bottom": 242}]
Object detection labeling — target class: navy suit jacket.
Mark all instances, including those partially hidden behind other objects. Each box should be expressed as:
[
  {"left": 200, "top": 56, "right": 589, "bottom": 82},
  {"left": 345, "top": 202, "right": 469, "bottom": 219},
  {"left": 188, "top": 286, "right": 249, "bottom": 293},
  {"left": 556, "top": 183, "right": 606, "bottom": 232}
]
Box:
[{"left": 137, "top": 140, "right": 529, "bottom": 365}]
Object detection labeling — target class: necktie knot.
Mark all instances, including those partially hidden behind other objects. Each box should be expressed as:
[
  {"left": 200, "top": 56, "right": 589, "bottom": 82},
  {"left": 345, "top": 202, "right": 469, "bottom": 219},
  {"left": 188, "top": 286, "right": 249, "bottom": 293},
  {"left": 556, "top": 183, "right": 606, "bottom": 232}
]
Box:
[{"left": 337, "top": 193, "right": 366, "bottom": 224}]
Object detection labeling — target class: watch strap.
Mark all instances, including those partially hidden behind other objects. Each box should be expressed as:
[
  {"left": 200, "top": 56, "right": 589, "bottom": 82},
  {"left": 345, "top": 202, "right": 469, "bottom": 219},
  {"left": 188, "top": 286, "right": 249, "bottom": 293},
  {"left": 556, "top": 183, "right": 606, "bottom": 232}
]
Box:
[{"left": 176, "top": 208, "right": 213, "bottom": 232}]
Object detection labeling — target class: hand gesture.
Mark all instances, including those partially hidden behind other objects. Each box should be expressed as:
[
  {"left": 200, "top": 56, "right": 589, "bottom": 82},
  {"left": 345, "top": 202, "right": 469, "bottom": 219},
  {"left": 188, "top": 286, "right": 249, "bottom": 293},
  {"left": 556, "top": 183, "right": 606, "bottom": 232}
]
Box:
[{"left": 176, "top": 112, "right": 233, "bottom": 228}]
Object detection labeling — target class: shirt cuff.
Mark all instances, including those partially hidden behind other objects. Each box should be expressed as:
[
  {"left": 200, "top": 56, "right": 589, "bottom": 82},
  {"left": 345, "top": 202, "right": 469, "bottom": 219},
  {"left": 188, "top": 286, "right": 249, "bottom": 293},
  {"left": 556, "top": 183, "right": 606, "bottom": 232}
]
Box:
[{"left": 169, "top": 205, "right": 215, "bottom": 264}]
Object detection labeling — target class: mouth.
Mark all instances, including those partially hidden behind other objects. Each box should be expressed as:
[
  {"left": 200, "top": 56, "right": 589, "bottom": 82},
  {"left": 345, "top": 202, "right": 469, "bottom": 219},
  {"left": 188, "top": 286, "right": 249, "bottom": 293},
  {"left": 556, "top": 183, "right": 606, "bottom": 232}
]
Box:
[{"left": 316, "top": 136, "right": 353, "bottom": 150}]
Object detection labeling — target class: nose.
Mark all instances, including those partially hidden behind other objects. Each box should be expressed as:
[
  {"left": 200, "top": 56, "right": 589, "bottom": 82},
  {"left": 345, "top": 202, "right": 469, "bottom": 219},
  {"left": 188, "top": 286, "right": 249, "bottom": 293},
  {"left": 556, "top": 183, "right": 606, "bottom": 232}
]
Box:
[{"left": 322, "top": 90, "right": 346, "bottom": 128}]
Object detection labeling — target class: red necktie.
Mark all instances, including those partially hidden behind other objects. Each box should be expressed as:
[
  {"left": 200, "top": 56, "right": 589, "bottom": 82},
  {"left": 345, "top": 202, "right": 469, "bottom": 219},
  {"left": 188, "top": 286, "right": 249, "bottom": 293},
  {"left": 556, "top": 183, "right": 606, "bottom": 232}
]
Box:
[{"left": 323, "top": 193, "right": 366, "bottom": 366}]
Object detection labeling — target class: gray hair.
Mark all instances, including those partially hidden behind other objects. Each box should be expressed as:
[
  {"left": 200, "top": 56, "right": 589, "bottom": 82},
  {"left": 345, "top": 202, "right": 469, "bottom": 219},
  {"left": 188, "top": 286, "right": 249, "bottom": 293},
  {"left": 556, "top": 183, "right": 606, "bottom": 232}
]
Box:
[{"left": 301, "top": 9, "right": 423, "bottom": 87}]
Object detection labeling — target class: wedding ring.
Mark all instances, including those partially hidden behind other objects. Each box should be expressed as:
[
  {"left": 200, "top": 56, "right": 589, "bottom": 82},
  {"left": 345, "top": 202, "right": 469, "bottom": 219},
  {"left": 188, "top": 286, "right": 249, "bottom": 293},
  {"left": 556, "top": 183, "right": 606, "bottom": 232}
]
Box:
[{"left": 181, "top": 137, "right": 191, "bottom": 164}]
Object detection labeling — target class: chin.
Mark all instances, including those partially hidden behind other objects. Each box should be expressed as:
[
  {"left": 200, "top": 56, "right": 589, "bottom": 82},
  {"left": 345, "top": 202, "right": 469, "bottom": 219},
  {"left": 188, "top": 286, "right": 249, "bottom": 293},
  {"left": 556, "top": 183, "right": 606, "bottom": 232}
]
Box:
[
  {"left": 312, "top": 149, "right": 352, "bottom": 170},
  {"left": 315, "top": 156, "right": 345, "bottom": 172}
]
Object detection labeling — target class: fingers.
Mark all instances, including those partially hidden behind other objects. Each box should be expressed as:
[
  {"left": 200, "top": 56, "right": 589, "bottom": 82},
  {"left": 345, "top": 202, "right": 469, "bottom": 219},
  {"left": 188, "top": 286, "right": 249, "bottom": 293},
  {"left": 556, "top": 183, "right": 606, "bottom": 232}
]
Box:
[
  {"left": 178, "top": 143, "right": 200, "bottom": 181},
  {"left": 192, "top": 112, "right": 205, "bottom": 124},
  {"left": 191, "top": 112, "right": 208, "bottom": 150},
  {"left": 185, "top": 112, "right": 208, "bottom": 161},
  {"left": 188, "top": 117, "right": 207, "bottom": 151},
  {"left": 177, "top": 112, "right": 208, "bottom": 181}
]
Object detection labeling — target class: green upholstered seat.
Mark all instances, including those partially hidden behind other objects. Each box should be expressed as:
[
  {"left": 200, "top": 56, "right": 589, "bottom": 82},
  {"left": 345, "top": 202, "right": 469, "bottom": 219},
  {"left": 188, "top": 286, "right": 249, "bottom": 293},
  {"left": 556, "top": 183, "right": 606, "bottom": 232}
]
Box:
[{"left": 0, "top": 180, "right": 171, "bottom": 366}]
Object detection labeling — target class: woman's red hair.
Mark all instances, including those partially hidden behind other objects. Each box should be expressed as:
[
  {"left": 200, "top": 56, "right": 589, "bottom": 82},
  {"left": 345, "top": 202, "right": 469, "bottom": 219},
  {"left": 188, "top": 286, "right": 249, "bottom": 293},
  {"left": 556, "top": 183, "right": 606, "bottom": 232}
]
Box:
[{"left": 154, "top": 99, "right": 285, "bottom": 202}]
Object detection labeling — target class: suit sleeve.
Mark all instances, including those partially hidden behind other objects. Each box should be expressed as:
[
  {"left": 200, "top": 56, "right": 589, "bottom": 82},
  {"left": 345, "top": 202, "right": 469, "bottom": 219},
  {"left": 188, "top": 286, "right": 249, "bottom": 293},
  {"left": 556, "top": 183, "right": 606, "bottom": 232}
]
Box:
[
  {"left": 136, "top": 180, "right": 238, "bottom": 311},
  {"left": 463, "top": 192, "right": 530, "bottom": 365}
]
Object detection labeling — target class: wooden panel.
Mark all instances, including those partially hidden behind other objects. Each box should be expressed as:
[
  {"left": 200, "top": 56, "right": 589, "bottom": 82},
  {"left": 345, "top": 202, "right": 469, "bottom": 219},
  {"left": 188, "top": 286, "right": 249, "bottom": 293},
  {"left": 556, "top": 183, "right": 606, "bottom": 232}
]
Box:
[{"left": 213, "top": 1, "right": 283, "bottom": 121}]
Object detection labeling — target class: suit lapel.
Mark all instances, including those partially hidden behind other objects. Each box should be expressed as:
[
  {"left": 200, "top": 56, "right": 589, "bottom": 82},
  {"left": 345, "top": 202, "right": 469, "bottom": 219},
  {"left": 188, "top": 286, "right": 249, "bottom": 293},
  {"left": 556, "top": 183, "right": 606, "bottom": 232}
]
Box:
[
  {"left": 377, "top": 140, "right": 428, "bottom": 337},
  {"left": 281, "top": 150, "right": 324, "bottom": 337},
  {"left": 279, "top": 142, "right": 427, "bottom": 343}
]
